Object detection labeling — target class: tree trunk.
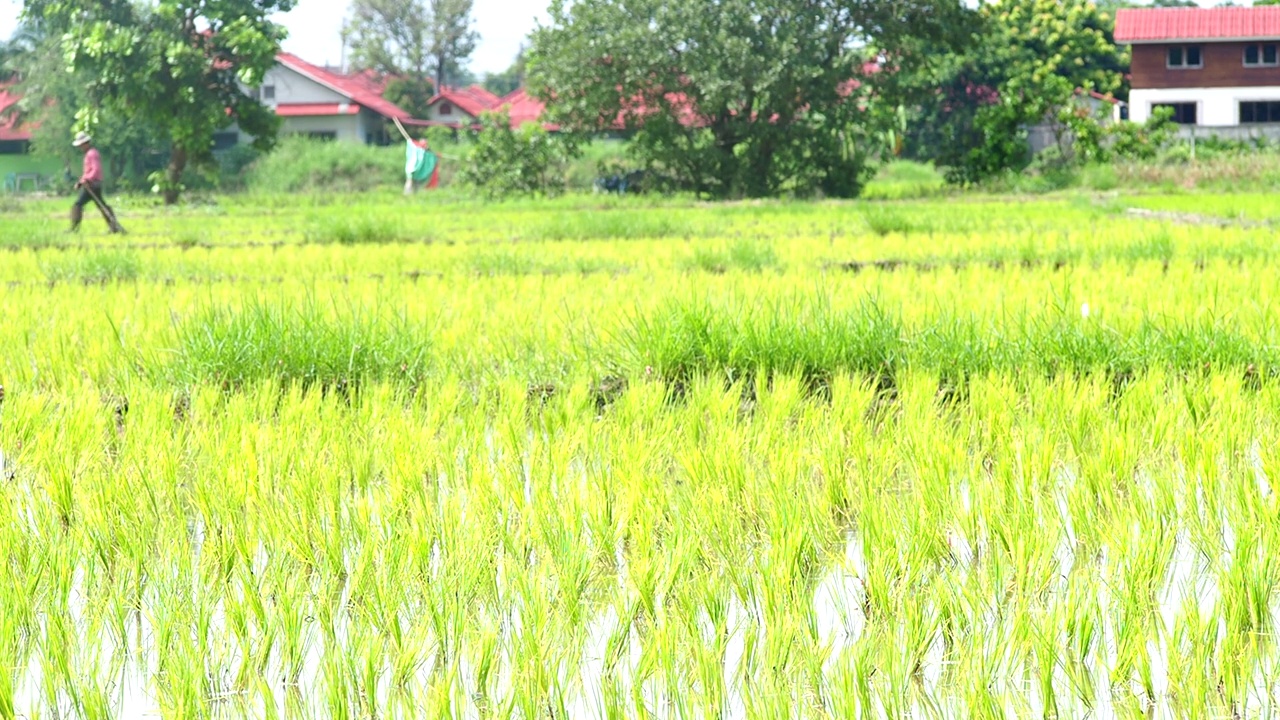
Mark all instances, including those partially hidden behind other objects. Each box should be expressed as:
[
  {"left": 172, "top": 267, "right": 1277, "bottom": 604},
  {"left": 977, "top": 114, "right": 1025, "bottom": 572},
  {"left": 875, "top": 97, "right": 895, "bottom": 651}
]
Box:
[{"left": 164, "top": 146, "right": 187, "bottom": 206}]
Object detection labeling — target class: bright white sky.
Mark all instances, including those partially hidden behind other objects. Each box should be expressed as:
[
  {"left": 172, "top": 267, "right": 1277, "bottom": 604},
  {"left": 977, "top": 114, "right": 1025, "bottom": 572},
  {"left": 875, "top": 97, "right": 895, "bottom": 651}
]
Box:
[{"left": 0, "top": 0, "right": 547, "bottom": 75}]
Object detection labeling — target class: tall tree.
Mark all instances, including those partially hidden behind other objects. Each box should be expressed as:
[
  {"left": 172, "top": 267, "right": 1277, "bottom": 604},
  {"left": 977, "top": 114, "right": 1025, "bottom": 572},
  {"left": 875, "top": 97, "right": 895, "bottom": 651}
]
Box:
[
  {"left": 7, "top": 23, "right": 169, "bottom": 187},
  {"left": 345, "top": 0, "right": 432, "bottom": 77},
  {"left": 345, "top": 0, "right": 477, "bottom": 98},
  {"left": 528, "top": 0, "right": 976, "bottom": 198},
  {"left": 25, "top": 0, "right": 293, "bottom": 204},
  {"left": 427, "top": 0, "right": 478, "bottom": 91}
]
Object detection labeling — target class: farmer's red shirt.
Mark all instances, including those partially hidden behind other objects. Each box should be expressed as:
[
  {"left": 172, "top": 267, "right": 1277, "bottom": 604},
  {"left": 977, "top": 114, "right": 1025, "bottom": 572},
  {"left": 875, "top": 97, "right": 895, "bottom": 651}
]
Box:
[{"left": 81, "top": 148, "right": 103, "bottom": 184}]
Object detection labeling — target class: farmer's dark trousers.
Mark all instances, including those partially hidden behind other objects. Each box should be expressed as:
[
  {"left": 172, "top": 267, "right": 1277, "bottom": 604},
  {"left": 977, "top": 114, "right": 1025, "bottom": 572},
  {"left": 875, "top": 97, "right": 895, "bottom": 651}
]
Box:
[{"left": 70, "top": 182, "right": 120, "bottom": 232}]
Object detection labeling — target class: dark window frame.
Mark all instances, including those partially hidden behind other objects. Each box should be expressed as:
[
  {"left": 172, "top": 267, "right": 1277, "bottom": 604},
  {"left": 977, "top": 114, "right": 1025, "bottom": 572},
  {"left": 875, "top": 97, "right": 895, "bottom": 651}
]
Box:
[
  {"left": 439, "top": 102, "right": 453, "bottom": 116},
  {"left": 1153, "top": 102, "right": 1197, "bottom": 125},
  {"left": 1240, "top": 100, "right": 1280, "bottom": 124},
  {"left": 1167, "top": 45, "right": 1203, "bottom": 69},
  {"left": 1243, "top": 44, "right": 1280, "bottom": 68}
]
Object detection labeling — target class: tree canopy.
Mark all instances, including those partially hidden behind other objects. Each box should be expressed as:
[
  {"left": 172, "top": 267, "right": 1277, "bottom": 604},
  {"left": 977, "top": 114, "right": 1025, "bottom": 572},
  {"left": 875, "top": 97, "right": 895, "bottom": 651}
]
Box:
[
  {"left": 344, "top": 0, "right": 477, "bottom": 112},
  {"left": 903, "top": 0, "right": 1127, "bottom": 183},
  {"left": 528, "top": 0, "right": 976, "bottom": 198},
  {"left": 25, "top": 0, "right": 295, "bottom": 203}
]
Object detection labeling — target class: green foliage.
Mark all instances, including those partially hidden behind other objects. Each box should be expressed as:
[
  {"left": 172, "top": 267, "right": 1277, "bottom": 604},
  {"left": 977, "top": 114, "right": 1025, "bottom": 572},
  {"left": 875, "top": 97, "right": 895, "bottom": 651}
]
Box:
[
  {"left": 529, "top": 0, "right": 974, "bottom": 199},
  {"left": 904, "top": 0, "right": 1126, "bottom": 184},
  {"left": 245, "top": 136, "right": 402, "bottom": 193},
  {"left": 1109, "top": 107, "right": 1177, "bottom": 161},
  {"left": 344, "top": 0, "right": 477, "bottom": 91},
  {"left": 459, "top": 110, "right": 580, "bottom": 197},
  {"left": 685, "top": 238, "right": 779, "bottom": 274},
  {"left": 30, "top": 0, "right": 296, "bottom": 204},
  {"left": 173, "top": 301, "right": 430, "bottom": 391},
  {"left": 6, "top": 28, "right": 168, "bottom": 190},
  {"left": 382, "top": 76, "right": 435, "bottom": 119},
  {"left": 305, "top": 214, "right": 412, "bottom": 245},
  {"left": 40, "top": 251, "right": 140, "bottom": 284}
]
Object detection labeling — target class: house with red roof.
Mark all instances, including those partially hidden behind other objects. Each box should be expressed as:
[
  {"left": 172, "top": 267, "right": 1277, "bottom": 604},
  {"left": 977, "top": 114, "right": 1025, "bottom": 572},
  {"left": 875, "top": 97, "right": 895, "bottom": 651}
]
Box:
[
  {"left": 420, "top": 85, "right": 504, "bottom": 127},
  {"left": 1116, "top": 6, "right": 1280, "bottom": 126},
  {"left": 0, "top": 81, "right": 35, "bottom": 152},
  {"left": 241, "top": 53, "right": 415, "bottom": 145},
  {"left": 417, "top": 85, "right": 562, "bottom": 131}
]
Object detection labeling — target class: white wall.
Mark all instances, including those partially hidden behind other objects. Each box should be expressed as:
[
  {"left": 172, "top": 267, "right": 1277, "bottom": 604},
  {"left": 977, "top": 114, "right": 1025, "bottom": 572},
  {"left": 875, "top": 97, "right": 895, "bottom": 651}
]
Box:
[
  {"left": 1130, "top": 86, "right": 1280, "bottom": 126},
  {"left": 262, "top": 65, "right": 346, "bottom": 106},
  {"left": 280, "top": 114, "right": 362, "bottom": 142}
]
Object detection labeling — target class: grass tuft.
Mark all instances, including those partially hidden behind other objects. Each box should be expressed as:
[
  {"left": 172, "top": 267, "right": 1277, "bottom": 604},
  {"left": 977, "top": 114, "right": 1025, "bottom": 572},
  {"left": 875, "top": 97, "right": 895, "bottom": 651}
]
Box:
[
  {"left": 172, "top": 301, "right": 431, "bottom": 391},
  {"left": 40, "top": 251, "right": 140, "bottom": 284},
  {"left": 685, "top": 238, "right": 779, "bottom": 274},
  {"left": 306, "top": 215, "right": 410, "bottom": 245}
]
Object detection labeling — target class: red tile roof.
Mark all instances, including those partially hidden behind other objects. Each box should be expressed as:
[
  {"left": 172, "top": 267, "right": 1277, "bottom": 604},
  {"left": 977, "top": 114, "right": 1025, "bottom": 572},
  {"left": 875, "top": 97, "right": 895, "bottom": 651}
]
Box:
[
  {"left": 275, "top": 103, "right": 361, "bottom": 117},
  {"left": 275, "top": 53, "right": 411, "bottom": 120},
  {"left": 0, "top": 83, "right": 34, "bottom": 142},
  {"left": 1115, "top": 7, "right": 1280, "bottom": 43},
  {"left": 430, "top": 85, "right": 504, "bottom": 118},
  {"left": 497, "top": 88, "right": 557, "bottom": 130}
]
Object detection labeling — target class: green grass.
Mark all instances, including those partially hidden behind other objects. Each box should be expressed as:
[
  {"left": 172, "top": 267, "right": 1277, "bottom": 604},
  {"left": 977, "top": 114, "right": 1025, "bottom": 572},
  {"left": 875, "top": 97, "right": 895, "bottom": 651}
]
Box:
[
  {"left": 861, "top": 161, "right": 948, "bottom": 200},
  {"left": 171, "top": 301, "right": 431, "bottom": 391},
  {"left": 684, "top": 238, "right": 780, "bottom": 274},
  {"left": 623, "top": 295, "right": 1279, "bottom": 388},
  {"left": 305, "top": 213, "right": 415, "bottom": 245},
  {"left": 528, "top": 209, "right": 701, "bottom": 241},
  {"left": 39, "top": 250, "right": 140, "bottom": 283}
]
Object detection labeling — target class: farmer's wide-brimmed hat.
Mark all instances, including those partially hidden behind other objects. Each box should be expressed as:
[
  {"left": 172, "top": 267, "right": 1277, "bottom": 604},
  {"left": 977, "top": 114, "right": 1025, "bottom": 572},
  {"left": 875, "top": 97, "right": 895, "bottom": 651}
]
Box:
[{"left": 72, "top": 131, "right": 92, "bottom": 147}]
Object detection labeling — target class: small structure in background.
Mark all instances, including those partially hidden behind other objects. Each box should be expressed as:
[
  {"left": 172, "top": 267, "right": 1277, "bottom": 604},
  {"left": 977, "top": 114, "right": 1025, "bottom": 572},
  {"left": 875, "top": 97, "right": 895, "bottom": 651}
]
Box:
[
  {"left": 1116, "top": 6, "right": 1280, "bottom": 137},
  {"left": 1026, "top": 90, "right": 1126, "bottom": 157},
  {"left": 1, "top": 79, "right": 60, "bottom": 192},
  {"left": 420, "top": 85, "right": 557, "bottom": 132}
]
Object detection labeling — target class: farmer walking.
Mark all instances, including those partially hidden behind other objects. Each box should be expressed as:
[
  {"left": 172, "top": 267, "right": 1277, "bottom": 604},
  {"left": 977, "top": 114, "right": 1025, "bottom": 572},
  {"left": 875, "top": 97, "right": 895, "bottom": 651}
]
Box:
[{"left": 70, "top": 132, "right": 124, "bottom": 234}]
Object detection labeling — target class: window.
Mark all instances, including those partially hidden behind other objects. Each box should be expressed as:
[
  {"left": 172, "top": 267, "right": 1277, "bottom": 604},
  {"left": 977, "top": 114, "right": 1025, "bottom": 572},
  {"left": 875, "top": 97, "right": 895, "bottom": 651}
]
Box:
[
  {"left": 304, "top": 131, "right": 337, "bottom": 141},
  {"left": 1244, "top": 44, "right": 1280, "bottom": 67},
  {"left": 1153, "top": 102, "right": 1197, "bottom": 125},
  {"left": 439, "top": 102, "right": 452, "bottom": 116},
  {"left": 1241, "top": 101, "right": 1280, "bottom": 123},
  {"left": 211, "top": 132, "right": 239, "bottom": 151},
  {"left": 1167, "top": 45, "right": 1203, "bottom": 69},
  {"left": 262, "top": 85, "right": 276, "bottom": 101}
]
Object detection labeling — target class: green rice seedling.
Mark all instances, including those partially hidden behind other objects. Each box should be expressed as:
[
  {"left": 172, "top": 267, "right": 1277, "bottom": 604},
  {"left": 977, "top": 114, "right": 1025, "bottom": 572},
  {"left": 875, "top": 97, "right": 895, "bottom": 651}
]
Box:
[
  {"left": 0, "top": 219, "right": 59, "bottom": 250},
  {"left": 306, "top": 213, "right": 408, "bottom": 245},
  {"left": 39, "top": 250, "right": 140, "bottom": 284},
  {"left": 862, "top": 205, "right": 930, "bottom": 237},
  {"left": 171, "top": 300, "right": 431, "bottom": 391},
  {"left": 467, "top": 245, "right": 542, "bottom": 276},
  {"left": 529, "top": 209, "right": 698, "bottom": 241},
  {"left": 684, "top": 238, "right": 779, "bottom": 274}
]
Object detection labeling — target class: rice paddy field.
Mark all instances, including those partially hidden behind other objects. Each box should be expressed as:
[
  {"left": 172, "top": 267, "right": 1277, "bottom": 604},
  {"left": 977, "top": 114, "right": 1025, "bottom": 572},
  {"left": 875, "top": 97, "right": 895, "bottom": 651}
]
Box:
[{"left": 2, "top": 188, "right": 1280, "bottom": 719}]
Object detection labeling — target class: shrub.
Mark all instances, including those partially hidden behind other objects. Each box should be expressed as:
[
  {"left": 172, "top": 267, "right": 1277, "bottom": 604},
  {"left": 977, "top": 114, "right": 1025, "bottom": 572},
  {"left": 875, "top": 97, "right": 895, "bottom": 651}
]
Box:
[
  {"left": 245, "top": 136, "right": 401, "bottom": 193},
  {"left": 459, "top": 110, "right": 580, "bottom": 198}
]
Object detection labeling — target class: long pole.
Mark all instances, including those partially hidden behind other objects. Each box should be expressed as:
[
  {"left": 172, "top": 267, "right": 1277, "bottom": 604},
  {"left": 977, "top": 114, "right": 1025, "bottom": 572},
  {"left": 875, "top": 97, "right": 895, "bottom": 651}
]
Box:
[
  {"left": 83, "top": 183, "right": 126, "bottom": 234},
  {"left": 393, "top": 117, "right": 413, "bottom": 144}
]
